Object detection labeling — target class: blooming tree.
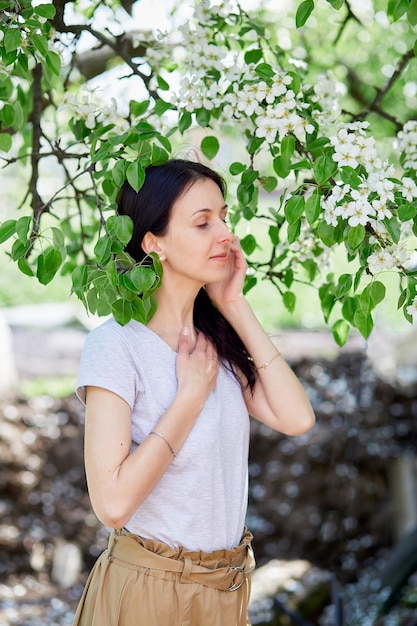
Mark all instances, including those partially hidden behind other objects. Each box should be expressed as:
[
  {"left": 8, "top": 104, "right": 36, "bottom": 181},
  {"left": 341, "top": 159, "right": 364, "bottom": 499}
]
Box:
[{"left": 0, "top": 0, "right": 416, "bottom": 343}]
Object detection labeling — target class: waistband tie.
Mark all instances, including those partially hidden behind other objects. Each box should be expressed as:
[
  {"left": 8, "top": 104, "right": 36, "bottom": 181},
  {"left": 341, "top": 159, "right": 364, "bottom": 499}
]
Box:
[{"left": 107, "top": 528, "right": 255, "bottom": 592}]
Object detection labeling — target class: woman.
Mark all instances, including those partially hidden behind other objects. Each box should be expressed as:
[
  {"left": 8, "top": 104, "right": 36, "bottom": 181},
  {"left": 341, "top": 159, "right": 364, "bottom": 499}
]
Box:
[{"left": 73, "top": 158, "right": 315, "bottom": 626}]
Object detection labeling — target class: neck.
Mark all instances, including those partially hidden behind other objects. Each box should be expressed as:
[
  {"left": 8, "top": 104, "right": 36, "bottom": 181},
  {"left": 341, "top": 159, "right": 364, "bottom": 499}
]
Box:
[{"left": 146, "top": 280, "right": 201, "bottom": 349}]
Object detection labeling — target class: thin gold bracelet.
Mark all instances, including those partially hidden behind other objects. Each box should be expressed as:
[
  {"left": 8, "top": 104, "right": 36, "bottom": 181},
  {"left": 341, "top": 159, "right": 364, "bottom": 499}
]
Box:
[
  {"left": 149, "top": 431, "right": 177, "bottom": 458},
  {"left": 249, "top": 351, "right": 281, "bottom": 370}
]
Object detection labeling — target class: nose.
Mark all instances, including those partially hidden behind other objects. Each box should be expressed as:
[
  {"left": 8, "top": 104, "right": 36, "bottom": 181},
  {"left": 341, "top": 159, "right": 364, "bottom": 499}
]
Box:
[{"left": 216, "top": 220, "right": 233, "bottom": 243}]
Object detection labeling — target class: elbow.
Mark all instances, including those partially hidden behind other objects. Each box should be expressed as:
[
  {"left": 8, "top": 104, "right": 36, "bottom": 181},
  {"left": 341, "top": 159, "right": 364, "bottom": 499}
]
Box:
[
  {"left": 91, "top": 498, "right": 134, "bottom": 530},
  {"left": 283, "top": 407, "right": 316, "bottom": 436}
]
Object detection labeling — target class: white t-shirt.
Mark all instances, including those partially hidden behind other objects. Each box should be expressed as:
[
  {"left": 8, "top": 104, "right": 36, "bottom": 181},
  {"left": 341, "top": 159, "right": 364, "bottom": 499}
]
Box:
[{"left": 76, "top": 318, "right": 250, "bottom": 552}]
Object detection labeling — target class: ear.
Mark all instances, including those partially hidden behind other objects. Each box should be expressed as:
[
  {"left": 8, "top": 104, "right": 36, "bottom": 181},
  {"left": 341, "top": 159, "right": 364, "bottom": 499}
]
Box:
[{"left": 141, "top": 231, "right": 164, "bottom": 256}]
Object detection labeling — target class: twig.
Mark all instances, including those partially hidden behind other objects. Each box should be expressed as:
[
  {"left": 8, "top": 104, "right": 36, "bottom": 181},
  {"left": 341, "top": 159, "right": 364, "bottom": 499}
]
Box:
[{"left": 28, "top": 63, "right": 45, "bottom": 250}]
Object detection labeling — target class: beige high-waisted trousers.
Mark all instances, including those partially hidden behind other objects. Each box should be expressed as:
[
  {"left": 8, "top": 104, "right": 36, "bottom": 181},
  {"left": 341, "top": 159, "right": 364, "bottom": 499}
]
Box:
[{"left": 72, "top": 528, "right": 255, "bottom": 626}]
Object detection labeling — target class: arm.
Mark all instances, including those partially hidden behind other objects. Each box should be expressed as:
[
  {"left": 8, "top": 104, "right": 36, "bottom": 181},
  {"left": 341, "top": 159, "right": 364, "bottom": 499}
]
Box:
[
  {"left": 206, "top": 238, "right": 315, "bottom": 436},
  {"left": 84, "top": 329, "right": 219, "bottom": 529}
]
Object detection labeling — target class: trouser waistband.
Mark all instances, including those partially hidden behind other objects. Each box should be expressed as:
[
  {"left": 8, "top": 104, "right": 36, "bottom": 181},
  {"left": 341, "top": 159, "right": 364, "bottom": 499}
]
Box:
[{"left": 107, "top": 528, "right": 255, "bottom": 592}]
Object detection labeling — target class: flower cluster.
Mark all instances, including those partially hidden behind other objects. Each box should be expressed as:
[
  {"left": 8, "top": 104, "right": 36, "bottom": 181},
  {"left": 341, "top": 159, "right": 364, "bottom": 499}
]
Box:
[
  {"left": 59, "top": 87, "right": 128, "bottom": 131},
  {"left": 172, "top": 8, "right": 315, "bottom": 146},
  {"left": 397, "top": 120, "right": 417, "bottom": 171}
]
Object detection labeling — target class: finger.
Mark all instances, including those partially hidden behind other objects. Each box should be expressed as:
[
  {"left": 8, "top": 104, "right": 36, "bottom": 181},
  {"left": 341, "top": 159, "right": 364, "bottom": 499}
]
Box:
[{"left": 177, "top": 327, "right": 191, "bottom": 355}]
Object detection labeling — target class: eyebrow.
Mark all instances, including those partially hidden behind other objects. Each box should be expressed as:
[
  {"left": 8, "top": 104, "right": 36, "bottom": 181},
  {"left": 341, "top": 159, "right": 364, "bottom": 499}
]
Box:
[{"left": 192, "top": 204, "right": 228, "bottom": 216}]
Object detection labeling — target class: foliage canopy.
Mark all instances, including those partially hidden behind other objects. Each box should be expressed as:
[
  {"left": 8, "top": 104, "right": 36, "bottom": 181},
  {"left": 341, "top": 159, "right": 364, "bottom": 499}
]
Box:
[{"left": 0, "top": 0, "right": 417, "bottom": 343}]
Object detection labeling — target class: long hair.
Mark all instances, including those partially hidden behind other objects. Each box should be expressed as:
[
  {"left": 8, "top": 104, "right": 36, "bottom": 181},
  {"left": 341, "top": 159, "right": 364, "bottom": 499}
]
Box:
[{"left": 117, "top": 159, "right": 257, "bottom": 392}]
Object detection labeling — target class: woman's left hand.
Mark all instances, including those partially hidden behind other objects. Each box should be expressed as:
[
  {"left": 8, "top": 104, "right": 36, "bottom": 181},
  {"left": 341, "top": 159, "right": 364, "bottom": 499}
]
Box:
[{"left": 206, "top": 237, "right": 248, "bottom": 310}]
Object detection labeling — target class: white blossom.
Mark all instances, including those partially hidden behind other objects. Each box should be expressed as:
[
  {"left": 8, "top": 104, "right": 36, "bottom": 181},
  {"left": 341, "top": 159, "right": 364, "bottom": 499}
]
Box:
[
  {"left": 401, "top": 176, "right": 417, "bottom": 201},
  {"left": 406, "top": 295, "right": 417, "bottom": 321},
  {"left": 368, "top": 248, "right": 396, "bottom": 271},
  {"left": 371, "top": 198, "right": 393, "bottom": 220}
]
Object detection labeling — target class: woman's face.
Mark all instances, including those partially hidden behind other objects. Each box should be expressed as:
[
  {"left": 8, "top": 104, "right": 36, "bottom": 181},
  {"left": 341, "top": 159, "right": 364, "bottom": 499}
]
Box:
[{"left": 157, "top": 177, "right": 234, "bottom": 286}]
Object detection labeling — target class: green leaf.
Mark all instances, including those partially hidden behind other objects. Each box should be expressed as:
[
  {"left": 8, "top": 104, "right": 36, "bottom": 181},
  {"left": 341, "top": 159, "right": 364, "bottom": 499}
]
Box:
[
  {"left": 243, "top": 274, "right": 257, "bottom": 294},
  {"left": 273, "top": 156, "right": 290, "bottom": 179},
  {"left": 383, "top": 216, "right": 401, "bottom": 244},
  {"left": 112, "top": 299, "right": 133, "bottom": 325},
  {"left": 151, "top": 143, "right": 169, "bottom": 165},
  {"left": 342, "top": 296, "right": 357, "bottom": 324},
  {"left": 17, "top": 257, "right": 34, "bottom": 277},
  {"left": 305, "top": 190, "right": 321, "bottom": 224},
  {"left": 51, "top": 227, "right": 65, "bottom": 250},
  {"left": 45, "top": 51, "right": 61, "bottom": 76},
  {"left": 109, "top": 214, "right": 134, "bottom": 245},
  {"left": 156, "top": 75, "right": 170, "bottom": 91},
  {"left": 112, "top": 160, "right": 126, "bottom": 187},
  {"left": 240, "top": 234, "right": 257, "bottom": 255},
  {"left": 71, "top": 266, "right": 88, "bottom": 298},
  {"left": 254, "top": 62, "right": 275, "bottom": 79},
  {"left": 178, "top": 111, "right": 192, "bottom": 134},
  {"left": 154, "top": 99, "right": 173, "bottom": 116},
  {"left": 0, "top": 219, "right": 16, "bottom": 243},
  {"left": 340, "top": 166, "right": 362, "bottom": 189},
  {"left": 130, "top": 266, "right": 156, "bottom": 293},
  {"left": 313, "top": 153, "right": 337, "bottom": 186},
  {"left": 130, "top": 99, "right": 150, "bottom": 117},
  {"left": 32, "top": 33, "right": 49, "bottom": 57},
  {"left": 387, "top": 0, "right": 408, "bottom": 22},
  {"left": 247, "top": 136, "right": 264, "bottom": 154},
  {"left": 408, "top": 0, "right": 417, "bottom": 24},
  {"left": 36, "top": 249, "right": 62, "bottom": 285},
  {"left": 287, "top": 219, "right": 301, "bottom": 244},
  {"left": 94, "top": 237, "right": 113, "bottom": 265},
  {"left": 354, "top": 309, "right": 373, "bottom": 338},
  {"left": 347, "top": 224, "right": 365, "bottom": 250},
  {"left": 196, "top": 108, "right": 210, "bottom": 127},
  {"left": 332, "top": 319, "right": 350, "bottom": 346},
  {"left": 200, "top": 136, "right": 220, "bottom": 160},
  {"left": 306, "top": 136, "right": 330, "bottom": 153},
  {"left": 268, "top": 225, "right": 279, "bottom": 246},
  {"left": 296, "top": 0, "right": 315, "bottom": 28},
  {"left": 398, "top": 204, "right": 417, "bottom": 221},
  {"left": 1, "top": 104, "right": 15, "bottom": 127},
  {"left": 369, "top": 280, "right": 386, "bottom": 307},
  {"left": 325, "top": 0, "right": 344, "bottom": 8},
  {"left": 319, "top": 283, "right": 336, "bottom": 322},
  {"left": 230, "top": 162, "right": 246, "bottom": 176},
  {"left": 281, "top": 134, "right": 295, "bottom": 167},
  {"left": 131, "top": 296, "right": 147, "bottom": 323},
  {"left": 11, "top": 239, "right": 30, "bottom": 261},
  {"left": 34, "top": 3, "right": 56, "bottom": 18},
  {"left": 317, "top": 221, "right": 336, "bottom": 247},
  {"left": 285, "top": 196, "right": 305, "bottom": 224},
  {"left": 126, "top": 160, "right": 145, "bottom": 192},
  {"left": 16, "top": 216, "right": 31, "bottom": 242},
  {"left": 283, "top": 291, "right": 296, "bottom": 313},
  {"left": 244, "top": 49, "right": 263, "bottom": 64},
  {"left": 335, "top": 273, "right": 352, "bottom": 299},
  {"left": 4, "top": 29, "right": 21, "bottom": 54},
  {"left": 0, "top": 133, "right": 12, "bottom": 152},
  {"left": 259, "top": 176, "right": 277, "bottom": 193}
]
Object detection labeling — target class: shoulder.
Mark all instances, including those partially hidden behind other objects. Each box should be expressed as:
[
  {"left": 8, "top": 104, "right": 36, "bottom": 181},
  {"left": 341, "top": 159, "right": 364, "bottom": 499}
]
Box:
[{"left": 84, "top": 317, "right": 144, "bottom": 346}]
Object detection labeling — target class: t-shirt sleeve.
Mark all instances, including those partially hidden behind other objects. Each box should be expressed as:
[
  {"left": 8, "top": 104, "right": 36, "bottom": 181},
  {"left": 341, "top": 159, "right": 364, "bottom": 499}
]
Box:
[{"left": 76, "top": 322, "right": 140, "bottom": 409}]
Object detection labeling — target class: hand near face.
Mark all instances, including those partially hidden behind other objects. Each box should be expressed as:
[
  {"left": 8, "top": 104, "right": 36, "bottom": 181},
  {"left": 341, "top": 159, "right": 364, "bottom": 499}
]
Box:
[{"left": 206, "top": 237, "right": 248, "bottom": 309}]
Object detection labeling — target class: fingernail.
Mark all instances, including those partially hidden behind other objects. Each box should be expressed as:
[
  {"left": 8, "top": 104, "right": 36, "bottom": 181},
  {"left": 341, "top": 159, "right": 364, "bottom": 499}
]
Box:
[{"left": 182, "top": 327, "right": 190, "bottom": 336}]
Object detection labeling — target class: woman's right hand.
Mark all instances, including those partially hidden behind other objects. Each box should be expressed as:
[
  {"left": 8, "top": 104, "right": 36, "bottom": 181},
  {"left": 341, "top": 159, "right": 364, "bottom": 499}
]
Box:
[{"left": 175, "top": 328, "right": 219, "bottom": 405}]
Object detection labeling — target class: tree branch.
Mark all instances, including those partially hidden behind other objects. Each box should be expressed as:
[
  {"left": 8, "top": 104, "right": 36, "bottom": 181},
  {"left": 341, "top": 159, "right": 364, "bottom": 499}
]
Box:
[
  {"left": 356, "top": 47, "right": 415, "bottom": 126},
  {"left": 29, "top": 63, "right": 45, "bottom": 245}
]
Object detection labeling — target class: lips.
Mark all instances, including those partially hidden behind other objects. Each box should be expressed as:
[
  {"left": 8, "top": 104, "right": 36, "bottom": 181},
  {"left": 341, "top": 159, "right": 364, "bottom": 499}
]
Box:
[{"left": 209, "top": 252, "right": 229, "bottom": 260}]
